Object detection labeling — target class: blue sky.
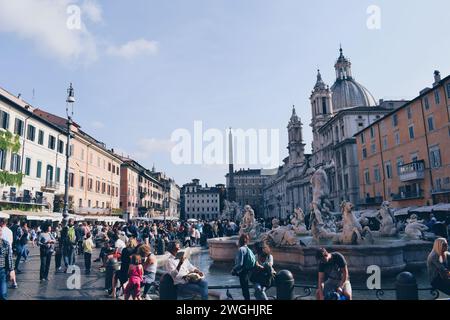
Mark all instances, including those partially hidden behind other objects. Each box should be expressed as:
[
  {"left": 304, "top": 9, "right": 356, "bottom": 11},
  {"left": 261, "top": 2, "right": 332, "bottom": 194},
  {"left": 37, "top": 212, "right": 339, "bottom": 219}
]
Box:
[{"left": 1, "top": 0, "right": 450, "bottom": 186}]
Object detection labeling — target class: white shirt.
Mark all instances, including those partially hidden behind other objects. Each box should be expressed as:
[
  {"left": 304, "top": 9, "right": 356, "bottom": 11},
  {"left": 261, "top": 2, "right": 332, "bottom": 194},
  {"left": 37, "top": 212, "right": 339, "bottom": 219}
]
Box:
[
  {"left": 165, "top": 253, "right": 197, "bottom": 285},
  {"left": 1, "top": 226, "right": 13, "bottom": 248},
  {"left": 115, "top": 239, "right": 126, "bottom": 250}
]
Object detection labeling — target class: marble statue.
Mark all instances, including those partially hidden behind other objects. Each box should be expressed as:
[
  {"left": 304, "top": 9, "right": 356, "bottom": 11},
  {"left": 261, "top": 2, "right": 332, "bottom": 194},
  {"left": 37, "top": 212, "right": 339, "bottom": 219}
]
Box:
[
  {"left": 261, "top": 226, "right": 298, "bottom": 247},
  {"left": 309, "top": 161, "right": 338, "bottom": 243},
  {"left": 404, "top": 214, "right": 428, "bottom": 240},
  {"left": 271, "top": 218, "right": 280, "bottom": 230},
  {"left": 373, "top": 201, "right": 398, "bottom": 237},
  {"left": 221, "top": 200, "right": 243, "bottom": 223},
  {"left": 290, "top": 208, "right": 309, "bottom": 235},
  {"left": 239, "top": 205, "right": 262, "bottom": 240},
  {"left": 337, "top": 201, "right": 374, "bottom": 245}
]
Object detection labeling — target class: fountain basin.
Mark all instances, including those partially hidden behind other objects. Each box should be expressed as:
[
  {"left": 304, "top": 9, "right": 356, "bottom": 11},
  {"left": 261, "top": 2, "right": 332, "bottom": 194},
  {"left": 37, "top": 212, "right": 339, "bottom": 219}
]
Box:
[{"left": 207, "top": 237, "right": 433, "bottom": 276}]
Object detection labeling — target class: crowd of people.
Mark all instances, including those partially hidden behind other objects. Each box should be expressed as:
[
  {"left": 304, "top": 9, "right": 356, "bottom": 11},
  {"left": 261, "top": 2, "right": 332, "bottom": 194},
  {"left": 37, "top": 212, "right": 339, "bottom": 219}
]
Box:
[{"left": 1, "top": 215, "right": 450, "bottom": 300}]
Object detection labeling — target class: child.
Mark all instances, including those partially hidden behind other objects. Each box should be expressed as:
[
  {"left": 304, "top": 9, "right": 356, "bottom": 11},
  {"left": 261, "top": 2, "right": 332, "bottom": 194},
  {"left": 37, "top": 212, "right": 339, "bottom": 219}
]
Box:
[
  {"left": 124, "top": 255, "right": 143, "bottom": 300},
  {"left": 83, "top": 232, "right": 94, "bottom": 274}
]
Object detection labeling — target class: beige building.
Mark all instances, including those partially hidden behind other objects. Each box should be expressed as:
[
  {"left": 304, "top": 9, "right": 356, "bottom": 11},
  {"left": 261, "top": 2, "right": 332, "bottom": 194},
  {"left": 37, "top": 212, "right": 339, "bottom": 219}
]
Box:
[{"left": 34, "top": 110, "right": 122, "bottom": 215}]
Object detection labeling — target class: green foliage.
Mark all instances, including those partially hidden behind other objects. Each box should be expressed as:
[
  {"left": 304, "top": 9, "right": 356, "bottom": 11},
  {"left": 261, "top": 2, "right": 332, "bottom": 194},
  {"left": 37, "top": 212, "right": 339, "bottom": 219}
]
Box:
[
  {"left": 0, "top": 171, "right": 23, "bottom": 187},
  {"left": 0, "top": 203, "right": 41, "bottom": 212},
  {"left": 0, "top": 130, "right": 23, "bottom": 187}
]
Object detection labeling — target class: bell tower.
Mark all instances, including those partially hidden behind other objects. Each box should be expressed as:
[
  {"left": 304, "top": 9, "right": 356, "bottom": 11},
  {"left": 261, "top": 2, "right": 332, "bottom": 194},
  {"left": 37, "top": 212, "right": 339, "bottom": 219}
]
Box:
[
  {"left": 310, "top": 69, "right": 332, "bottom": 166},
  {"left": 287, "top": 105, "right": 305, "bottom": 165}
]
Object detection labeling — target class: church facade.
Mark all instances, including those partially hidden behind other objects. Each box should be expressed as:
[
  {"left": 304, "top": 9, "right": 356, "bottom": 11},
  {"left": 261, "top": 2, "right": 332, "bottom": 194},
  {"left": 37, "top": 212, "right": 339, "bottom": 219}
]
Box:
[{"left": 263, "top": 48, "right": 407, "bottom": 218}]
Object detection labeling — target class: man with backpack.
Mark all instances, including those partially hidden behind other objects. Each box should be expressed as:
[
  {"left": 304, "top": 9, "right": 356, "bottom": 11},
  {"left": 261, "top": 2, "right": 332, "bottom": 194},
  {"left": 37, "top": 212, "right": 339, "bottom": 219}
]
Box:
[
  {"left": 62, "top": 219, "right": 77, "bottom": 272},
  {"left": 231, "top": 234, "right": 256, "bottom": 300}
]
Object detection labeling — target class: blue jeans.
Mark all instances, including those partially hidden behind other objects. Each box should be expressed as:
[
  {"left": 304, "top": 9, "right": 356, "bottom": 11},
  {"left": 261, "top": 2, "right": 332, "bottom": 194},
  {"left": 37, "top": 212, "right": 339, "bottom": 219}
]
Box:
[
  {"left": 63, "top": 245, "right": 76, "bottom": 268},
  {"left": 0, "top": 268, "right": 7, "bottom": 300},
  {"left": 15, "top": 244, "right": 27, "bottom": 271},
  {"left": 177, "top": 279, "right": 209, "bottom": 300}
]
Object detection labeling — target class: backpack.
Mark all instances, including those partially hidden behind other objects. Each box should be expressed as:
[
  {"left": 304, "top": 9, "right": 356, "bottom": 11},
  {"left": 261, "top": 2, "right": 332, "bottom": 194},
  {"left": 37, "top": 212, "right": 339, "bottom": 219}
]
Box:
[
  {"left": 68, "top": 227, "right": 76, "bottom": 245},
  {"left": 243, "top": 247, "right": 256, "bottom": 271}
]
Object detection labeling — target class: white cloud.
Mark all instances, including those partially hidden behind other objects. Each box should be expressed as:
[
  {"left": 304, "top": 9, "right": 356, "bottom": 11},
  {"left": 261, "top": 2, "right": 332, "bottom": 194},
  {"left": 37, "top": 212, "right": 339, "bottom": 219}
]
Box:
[
  {"left": 107, "top": 39, "right": 159, "bottom": 59},
  {"left": 133, "top": 138, "right": 174, "bottom": 159},
  {"left": 82, "top": 0, "right": 103, "bottom": 23},
  {"left": 90, "top": 120, "right": 105, "bottom": 129},
  {"left": 0, "top": 0, "right": 98, "bottom": 64}
]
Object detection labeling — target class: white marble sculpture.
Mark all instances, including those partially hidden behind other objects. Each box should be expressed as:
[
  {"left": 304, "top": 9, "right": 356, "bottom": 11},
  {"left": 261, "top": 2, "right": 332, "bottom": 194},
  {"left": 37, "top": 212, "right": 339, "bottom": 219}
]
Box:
[
  {"left": 404, "top": 214, "right": 428, "bottom": 240},
  {"left": 337, "top": 201, "right": 374, "bottom": 245},
  {"left": 220, "top": 200, "right": 243, "bottom": 223},
  {"left": 373, "top": 201, "right": 398, "bottom": 237},
  {"left": 261, "top": 226, "right": 298, "bottom": 247},
  {"left": 290, "top": 208, "right": 309, "bottom": 235},
  {"left": 239, "top": 205, "right": 262, "bottom": 240},
  {"left": 271, "top": 218, "right": 280, "bottom": 230}
]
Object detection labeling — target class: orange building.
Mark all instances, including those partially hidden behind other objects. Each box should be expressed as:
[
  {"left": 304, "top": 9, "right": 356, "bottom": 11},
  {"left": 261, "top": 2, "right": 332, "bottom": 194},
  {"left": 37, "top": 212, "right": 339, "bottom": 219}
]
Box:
[{"left": 355, "top": 71, "right": 450, "bottom": 208}]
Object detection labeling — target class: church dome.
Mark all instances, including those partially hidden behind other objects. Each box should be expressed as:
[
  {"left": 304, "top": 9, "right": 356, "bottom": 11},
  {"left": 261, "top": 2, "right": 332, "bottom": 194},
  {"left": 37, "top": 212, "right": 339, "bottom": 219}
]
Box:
[{"left": 330, "top": 47, "right": 377, "bottom": 111}]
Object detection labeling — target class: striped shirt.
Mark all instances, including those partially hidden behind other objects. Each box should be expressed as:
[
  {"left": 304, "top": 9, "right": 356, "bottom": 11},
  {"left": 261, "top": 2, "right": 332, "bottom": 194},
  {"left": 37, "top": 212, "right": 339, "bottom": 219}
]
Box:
[{"left": 0, "top": 239, "right": 13, "bottom": 271}]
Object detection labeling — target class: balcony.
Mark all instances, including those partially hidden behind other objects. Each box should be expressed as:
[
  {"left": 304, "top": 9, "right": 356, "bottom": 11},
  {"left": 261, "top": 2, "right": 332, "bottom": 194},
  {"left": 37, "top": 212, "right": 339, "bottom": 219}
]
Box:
[
  {"left": 41, "top": 180, "right": 60, "bottom": 192},
  {"left": 392, "top": 190, "right": 424, "bottom": 201},
  {"left": 399, "top": 160, "right": 425, "bottom": 182}
]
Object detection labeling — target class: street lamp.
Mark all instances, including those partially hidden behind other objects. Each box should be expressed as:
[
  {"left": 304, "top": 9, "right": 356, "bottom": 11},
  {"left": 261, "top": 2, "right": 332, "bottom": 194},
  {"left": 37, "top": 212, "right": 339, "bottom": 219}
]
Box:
[{"left": 62, "top": 83, "right": 75, "bottom": 227}]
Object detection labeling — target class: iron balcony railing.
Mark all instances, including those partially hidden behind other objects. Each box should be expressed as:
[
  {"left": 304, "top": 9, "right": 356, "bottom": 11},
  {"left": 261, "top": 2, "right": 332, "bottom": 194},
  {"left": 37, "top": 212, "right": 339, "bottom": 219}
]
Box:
[
  {"left": 392, "top": 190, "right": 424, "bottom": 200},
  {"left": 399, "top": 160, "right": 425, "bottom": 182}
]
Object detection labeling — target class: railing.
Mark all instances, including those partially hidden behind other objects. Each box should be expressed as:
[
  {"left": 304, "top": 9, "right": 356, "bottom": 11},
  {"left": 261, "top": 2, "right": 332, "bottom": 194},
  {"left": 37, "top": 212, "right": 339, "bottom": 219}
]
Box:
[
  {"left": 358, "top": 196, "right": 384, "bottom": 205},
  {"left": 43, "top": 180, "right": 60, "bottom": 190},
  {"left": 0, "top": 194, "right": 47, "bottom": 206},
  {"left": 207, "top": 284, "right": 440, "bottom": 301},
  {"left": 399, "top": 160, "right": 425, "bottom": 182},
  {"left": 392, "top": 190, "right": 424, "bottom": 200}
]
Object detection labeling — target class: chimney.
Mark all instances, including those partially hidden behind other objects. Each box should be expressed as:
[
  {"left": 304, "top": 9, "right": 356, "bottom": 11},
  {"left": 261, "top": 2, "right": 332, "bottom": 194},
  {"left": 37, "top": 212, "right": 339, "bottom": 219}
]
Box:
[{"left": 433, "top": 70, "right": 441, "bottom": 86}]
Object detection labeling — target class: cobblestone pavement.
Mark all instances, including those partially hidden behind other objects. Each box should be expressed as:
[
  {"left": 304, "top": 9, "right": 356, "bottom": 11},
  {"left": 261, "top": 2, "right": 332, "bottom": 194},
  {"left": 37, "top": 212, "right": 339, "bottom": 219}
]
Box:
[{"left": 8, "top": 246, "right": 112, "bottom": 300}]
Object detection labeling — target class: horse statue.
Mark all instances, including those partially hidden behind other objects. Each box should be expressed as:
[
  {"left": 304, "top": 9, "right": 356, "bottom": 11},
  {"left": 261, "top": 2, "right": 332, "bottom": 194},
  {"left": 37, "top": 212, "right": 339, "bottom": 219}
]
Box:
[
  {"left": 290, "top": 208, "right": 309, "bottom": 235},
  {"left": 261, "top": 225, "right": 298, "bottom": 247},
  {"left": 404, "top": 214, "right": 428, "bottom": 240},
  {"left": 373, "top": 201, "right": 398, "bottom": 237}
]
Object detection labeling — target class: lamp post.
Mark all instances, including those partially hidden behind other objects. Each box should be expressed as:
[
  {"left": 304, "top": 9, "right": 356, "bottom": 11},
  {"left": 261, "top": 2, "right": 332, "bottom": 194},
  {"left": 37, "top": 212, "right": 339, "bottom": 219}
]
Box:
[{"left": 62, "top": 83, "right": 75, "bottom": 227}]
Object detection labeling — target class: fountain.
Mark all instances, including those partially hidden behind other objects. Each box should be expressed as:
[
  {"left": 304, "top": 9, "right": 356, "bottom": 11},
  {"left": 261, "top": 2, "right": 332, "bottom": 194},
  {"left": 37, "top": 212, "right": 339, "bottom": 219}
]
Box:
[{"left": 208, "top": 166, "right": 434, "bottom": 275}]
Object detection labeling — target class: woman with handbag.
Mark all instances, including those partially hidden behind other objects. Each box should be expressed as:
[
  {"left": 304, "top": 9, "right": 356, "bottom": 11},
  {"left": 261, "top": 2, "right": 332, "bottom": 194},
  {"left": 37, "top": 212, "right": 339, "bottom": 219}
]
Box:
[
  {"left": 251, "top": 242, "right": 275, "bottom": 300},
  {"left": 38, "top": 223, "right": 55, "bottom": 282}
]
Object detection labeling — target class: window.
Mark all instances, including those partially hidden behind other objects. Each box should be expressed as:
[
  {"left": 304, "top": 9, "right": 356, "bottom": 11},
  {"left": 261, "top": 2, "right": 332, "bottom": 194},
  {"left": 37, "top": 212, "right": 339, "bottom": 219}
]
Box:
[
  {"left": 430, "top": 147, "right": 442, "bottom": 168},
  {"left": 56, "top": 167, "right": 61, "bottom": 183},
  {"left": 0, "top": 111, "right": 9, "bottom": 130},
  {"left": 370, "top": 127, "right": 375, "bottom": 139},
  {"left": 371, "top": 143, "right": 376, "bottom": 154},
  {"left": 424, "top": 97, "right": 430, "bottom": 110},
  {"left": 342, "top": 149, "right": 347, "bottom": 166},
  {"left": 48, "top": 135, "right": 56, "bottom": 150},
  {"left": 322, "top": 97, "right": 327, "bottom": 114},
  {"left": 447, "top": 83, "right": 450, "bottom": 99},
  {"left": 434, "top": 90, "right": 440, "bottom": 105},
  {"left": 392, "top": 114, "right": 398, "bottom": 127},
  {"left": 108, "top": 163, "right": 111, "bottom": 172},
  {"left": 57, "top": 140, "right": 64, "bottom": 154},
  {"left": 10, "top": 154, "right": 21, "bottom": 173},
  {"left": 25, "top": 157, "right": 31, "bottom": 176},
  {"left": 374, "top": 167, "right": 381, "bottom": 183},
  {"left": 69, "top": 173, "right": 74, "bottom": 188},
  {"left": 395, "top": 132, "right": 400, "bottom": 145},
  {"left": 79, "top": 199, "right": 83, "bottom": 208},
  {"left": 344, "top": 174, "right": 349, "bottom": 189},
  {"left": 396, "top": 158, "right": 404, "bottom": 175},
  {"left": 364, "top": 170, "right": 370, "bottom": 184},
  {"left": 80, "top": 176, "right": 85, "bottom": 189},
  {"left": 38, "top": 130, "right": 44, "bottom": 145},
  {"left": 407, "top": 107, "right": 412, "bottom": 119},
  {"left": 27, "top": 125, "right": 36, "bottom": 141},
  {"left": 360, "top": 133, "right": 365, "bottom": 144},
  {"left": 408, "top": 126, "right": 415, "bottom": 140},
  {"left": 383, "top": 136, "right": 388, "bottom": 150},
  {"left": 362, "top": 148, "right": 367, "bottom": 159},
  {"left": 81, "top": 149, "right": 84, "bottom": 160},
  {"left": 102, "top": 182, "right": 106, "bottom": 194},
  {"left": 14, "top": 118, "right": 24, "bottom": 136},
  {"left": 36, "top": 161, "right": 42, "bottom": 178},
  {"left": 88, "top": 178, "right": 93, "bottom": 191},
  {"left": 386, "top": 162, "right": 392, "bottom": 179},
  {"left": 427, "top": 116, "right": 435, "bottom": 131},
  {"left": 0, "top": 149, "right": 5, "bottom": 170}
]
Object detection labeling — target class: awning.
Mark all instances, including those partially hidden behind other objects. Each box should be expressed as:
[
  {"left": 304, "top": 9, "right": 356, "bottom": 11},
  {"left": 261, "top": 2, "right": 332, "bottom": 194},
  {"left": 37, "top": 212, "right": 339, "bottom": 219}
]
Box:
[
  {"left": 410, "top": 206, "right": 435, "bottom": 213},
  {"left": 432, "top": 203, "right": 450, "bottom": 212},
  {"left": 360, "top": 210, "right": 379, "bottom": 218},
  {"left": 393, "top": 207, "right": 415, "bottom": 217},
  {"left": 27, "top": 215, "right": 47, "bottom": 221}
]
